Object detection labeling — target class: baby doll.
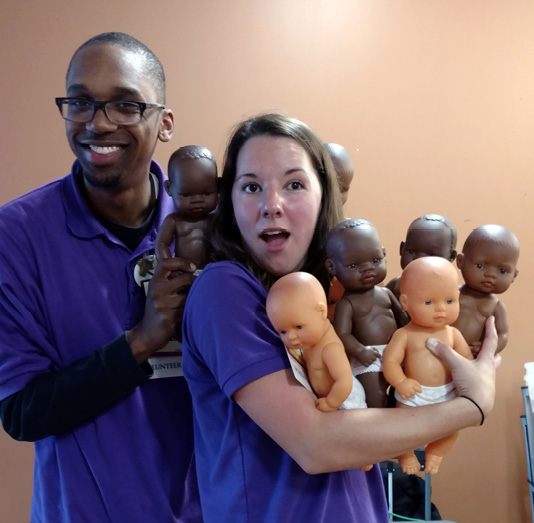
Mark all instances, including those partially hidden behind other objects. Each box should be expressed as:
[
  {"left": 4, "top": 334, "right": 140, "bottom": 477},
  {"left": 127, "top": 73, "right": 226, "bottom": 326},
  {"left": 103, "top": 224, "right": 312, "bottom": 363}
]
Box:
[
  {"left": 325, "top": 143, "right": 354, "bottom": 206},
  {"left": 155, "top": 145, "right": 218, "bottom": 268},
  {"left": 326, "top": 219, "right": 408, "bottom": 408},
  {"left": 386, "top": 214, "right": 457, "bottom": 300},
  {"left": 453, "top": 224, "right": 519, "bottom": 356},
  {"left": 382, "top": 257, "right": 473, "bottom": 475},
  {"left": 266, "top": 272, "right": 366, "bottom": 412},
  {"left": 325, "top": 143, "right": 355, "bottom": 320}
]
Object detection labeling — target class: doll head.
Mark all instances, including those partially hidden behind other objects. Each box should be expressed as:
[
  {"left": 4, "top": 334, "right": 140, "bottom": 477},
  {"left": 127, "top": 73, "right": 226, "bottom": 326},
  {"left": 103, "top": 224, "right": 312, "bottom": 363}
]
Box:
[
  {"left": 165, "top": 145, "right": 219, "bottom": 219},
  {"left": 456, "top": 224, "right": 519, "bottom": 295},
  {"left": 325, "top": 219, "right": 387, "bottom": 292},
  {"left": 325, "top": 143, "right": 354, "bottom": 206},
  {"left": 266, "top": 272, "right": 329, "bottom": 350},
  {"left": 399, "top": 257, "right": 460, "bottom": 329},
  {"left": 399, "top": 214, "right": 457, "bottom": 270}
]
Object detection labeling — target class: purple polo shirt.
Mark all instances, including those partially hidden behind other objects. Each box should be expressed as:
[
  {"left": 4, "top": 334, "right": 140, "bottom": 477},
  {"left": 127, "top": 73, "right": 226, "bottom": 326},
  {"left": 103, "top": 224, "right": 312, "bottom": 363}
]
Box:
[
  {"left": 182, "top": 262, "right": 389, "bottom": 523},
  {"left": 0, "top": 161, "right": 201, "bottom": 522}
]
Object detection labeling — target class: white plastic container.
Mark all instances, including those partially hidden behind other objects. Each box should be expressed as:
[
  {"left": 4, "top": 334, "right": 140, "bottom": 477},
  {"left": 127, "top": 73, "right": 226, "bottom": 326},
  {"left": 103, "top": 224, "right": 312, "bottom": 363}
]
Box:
[{"left": 525, "top": 362, "right": 534, "bottom": 410}]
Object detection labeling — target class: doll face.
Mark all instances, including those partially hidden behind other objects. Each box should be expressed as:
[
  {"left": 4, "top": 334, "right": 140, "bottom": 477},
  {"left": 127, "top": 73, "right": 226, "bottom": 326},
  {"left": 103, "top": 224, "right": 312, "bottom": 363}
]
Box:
[
  {"left": 269, "top": 299, "right": 326, "bottom": 350},
  {"left": 166, "top": 158, "right": 218, "bottom": 218},
  {"left": 400, "top": 225, "right": 454, "bottom": 270},
  {"left": 401, "top": 269, "right": 460, "bottom": 328},
  {"left": 232, "top": 136, "right": 322, "bottom": 277},
  {"left": 458, "top": 241, "right": 518, "bottom": 295},
  {"left": 328, "top": 228, "right": 386, "bottom": 291}
]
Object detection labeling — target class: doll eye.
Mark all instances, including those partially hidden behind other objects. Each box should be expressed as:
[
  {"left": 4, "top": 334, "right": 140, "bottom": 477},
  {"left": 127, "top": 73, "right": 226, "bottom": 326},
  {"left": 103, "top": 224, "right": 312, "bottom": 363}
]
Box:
[
  {"left": 425, "top": 300, "right": 431, "bottom": 305},
  {"left": 447, "top": 299, "right": 453, "bottom": 304},
  {"left": 296, "top": 325, "right": 303, "bottom": 330},
  {"left": 475, "top": 263, "right": 484, "bottom": 269},
  {"left": 499, "top": 268, "right": 508, "bottom": 274}
]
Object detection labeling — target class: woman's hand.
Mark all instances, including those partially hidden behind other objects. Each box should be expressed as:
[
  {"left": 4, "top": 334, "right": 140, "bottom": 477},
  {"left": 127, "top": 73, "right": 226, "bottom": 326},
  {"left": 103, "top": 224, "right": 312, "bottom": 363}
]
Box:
[{"left": 426, "top": 316, "right": 501, "bottom": 420}]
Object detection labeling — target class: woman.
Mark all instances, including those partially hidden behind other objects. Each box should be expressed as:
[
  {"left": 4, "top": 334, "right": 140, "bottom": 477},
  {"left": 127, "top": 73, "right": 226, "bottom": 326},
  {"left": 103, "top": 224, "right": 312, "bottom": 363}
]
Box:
[{"left": 181, "top": 113, "right": 499, "bottom": 522}]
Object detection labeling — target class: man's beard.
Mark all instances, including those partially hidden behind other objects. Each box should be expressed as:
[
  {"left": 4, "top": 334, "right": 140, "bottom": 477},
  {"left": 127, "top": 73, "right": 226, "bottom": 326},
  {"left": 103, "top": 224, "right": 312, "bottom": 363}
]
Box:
[{"left": 82, "top": 169, "right": 122, "bottom": 189}]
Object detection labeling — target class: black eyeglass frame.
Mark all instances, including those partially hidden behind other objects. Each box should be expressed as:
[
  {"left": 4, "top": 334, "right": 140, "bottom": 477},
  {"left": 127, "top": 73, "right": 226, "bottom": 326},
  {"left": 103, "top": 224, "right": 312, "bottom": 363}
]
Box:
[{"left": 55, "top": 97, "right": 165, "bottom": 125}]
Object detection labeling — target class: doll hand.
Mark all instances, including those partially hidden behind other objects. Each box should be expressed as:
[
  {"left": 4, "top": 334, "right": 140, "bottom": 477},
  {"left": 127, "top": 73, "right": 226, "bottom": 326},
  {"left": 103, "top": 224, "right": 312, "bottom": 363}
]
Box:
[
  {"left": 426, "top": 316, "right": 501, "bottom": 421},
  {"left": 315, "top": 397, "right": 338, "bottom": 412},
  {"left": 355, "top": 345, "right": 381, "bottom": 366},
  {"left": 470, "top": 341, "right": 482, "bottom": 358},
  {"left": 395, "top": 378, "right": 422, "bottom": 400}
]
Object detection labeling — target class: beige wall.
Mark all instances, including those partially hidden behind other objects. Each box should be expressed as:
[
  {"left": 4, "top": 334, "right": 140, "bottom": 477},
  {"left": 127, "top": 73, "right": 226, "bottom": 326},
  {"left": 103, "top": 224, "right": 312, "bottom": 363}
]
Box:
[{"left": 2, "top": 1, "right": 533, "bottom": 521}]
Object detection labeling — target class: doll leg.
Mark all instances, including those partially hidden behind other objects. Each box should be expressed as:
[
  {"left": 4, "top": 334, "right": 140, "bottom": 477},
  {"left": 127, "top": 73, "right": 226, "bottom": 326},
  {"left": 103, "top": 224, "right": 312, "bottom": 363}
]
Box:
[
  {"left": 397, "top": 451, "right": 422, "bottom": 475},
  {"left": 394, "top": 401, "right": 422, "bottom": 474},
  {"left": 357, "top": 372, "right": 388, "bottom": 408},
  {"left": 424, "top": 431, "right": 460, "bottom": 475}
]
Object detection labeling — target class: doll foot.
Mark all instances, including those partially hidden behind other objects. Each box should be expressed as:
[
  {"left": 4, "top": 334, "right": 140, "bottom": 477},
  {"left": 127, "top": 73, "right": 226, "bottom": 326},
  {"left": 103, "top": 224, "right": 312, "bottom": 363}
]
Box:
[
  {"left": 359, "top": 464, "right": 373, "bottom": 472},
  {"left": 398, "top": 454, "right": 421, "bottom": 475},
  {"left": 424, "top": 454, "right": 443, "bottom": 475}
]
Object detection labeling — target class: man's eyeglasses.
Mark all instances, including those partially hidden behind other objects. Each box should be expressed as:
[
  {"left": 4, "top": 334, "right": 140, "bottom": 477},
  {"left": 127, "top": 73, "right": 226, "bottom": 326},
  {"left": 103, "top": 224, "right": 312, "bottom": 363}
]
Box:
[{"left": 55, "top": 98, "right": 165, "bottom": 125}]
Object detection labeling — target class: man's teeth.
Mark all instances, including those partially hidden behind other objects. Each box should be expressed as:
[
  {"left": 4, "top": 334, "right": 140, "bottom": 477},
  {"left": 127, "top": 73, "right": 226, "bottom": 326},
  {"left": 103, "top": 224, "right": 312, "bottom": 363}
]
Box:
[{"left": 89, "top": 145, "right": 120, "bottom": 154}]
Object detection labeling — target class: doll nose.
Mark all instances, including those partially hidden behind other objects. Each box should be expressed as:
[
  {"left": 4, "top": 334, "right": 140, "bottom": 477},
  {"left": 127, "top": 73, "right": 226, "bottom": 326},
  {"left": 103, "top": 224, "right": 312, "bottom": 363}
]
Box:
[
  {"left": 484, "top": 267, "right": 497, "bottom": 278},
  {"left": 358, "top": 261, "right": 374, "bottom": 272}
]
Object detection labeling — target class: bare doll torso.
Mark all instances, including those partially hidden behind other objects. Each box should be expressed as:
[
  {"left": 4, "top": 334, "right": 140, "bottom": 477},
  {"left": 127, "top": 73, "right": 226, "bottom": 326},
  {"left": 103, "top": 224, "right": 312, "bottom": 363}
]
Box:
[
  {"left": 173, "top": 214, "right": 211, "bottom": 269},
  {"left": 398, "top": 324, "right": 457, "bottom": 387},
  {"left": 452, "top": 285, "right": 499, "bottom": 348},
  {"left": 339, "top": 286, "right": 400, "bottom": 346}
]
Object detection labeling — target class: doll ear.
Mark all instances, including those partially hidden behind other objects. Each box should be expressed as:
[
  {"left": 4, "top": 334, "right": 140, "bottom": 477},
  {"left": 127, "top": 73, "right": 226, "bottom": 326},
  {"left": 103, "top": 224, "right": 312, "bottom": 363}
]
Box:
[
  {"left": 399, "top": 293, "right": 408, "bottom": 311},
  {"left": 317, "top": 302, "right": 327, "bottom": 319},
  {"left": 456, "top": 252, "right": 464, "bottom": 269},
  {"left": 513, "top": 268, "right": 519, "bottom": 281},
  {"left": 163, "top": 179, "right": 171, "bottom": 195},
  {"left": 325, "top": 259, "right": 336, "bottom": 276},
  {"left": 449, "top": 249, "right": 457, "bottom": 262},
  {"left": 399, "top": 241, "right": 405, "bottom": 256},
  {"left": 382, "top": 247, "right": 386, "bottom": 257}
]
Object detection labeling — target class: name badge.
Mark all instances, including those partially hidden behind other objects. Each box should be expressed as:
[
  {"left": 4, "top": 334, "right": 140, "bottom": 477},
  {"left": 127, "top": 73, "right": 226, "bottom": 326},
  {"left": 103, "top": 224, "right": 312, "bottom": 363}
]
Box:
[
  {"left": 148, "top": 340, "right": 183, "bottom": 379},
  {"left": 286, "top": 348, "right": 313, "bottom": 393}
]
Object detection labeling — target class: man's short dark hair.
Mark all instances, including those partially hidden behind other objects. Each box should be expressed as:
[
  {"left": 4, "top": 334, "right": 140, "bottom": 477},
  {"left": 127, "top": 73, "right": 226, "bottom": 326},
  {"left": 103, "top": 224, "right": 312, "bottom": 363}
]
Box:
[{"left": 67, "top": 32, "right": 166, "bottom": 103}]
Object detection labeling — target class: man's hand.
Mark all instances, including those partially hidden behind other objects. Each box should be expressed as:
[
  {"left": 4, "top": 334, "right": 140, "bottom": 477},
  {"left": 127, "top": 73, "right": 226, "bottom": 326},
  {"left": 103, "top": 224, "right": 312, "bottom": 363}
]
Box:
[{"left": 127, "top": 256, "right": 196, "bottom": 363}]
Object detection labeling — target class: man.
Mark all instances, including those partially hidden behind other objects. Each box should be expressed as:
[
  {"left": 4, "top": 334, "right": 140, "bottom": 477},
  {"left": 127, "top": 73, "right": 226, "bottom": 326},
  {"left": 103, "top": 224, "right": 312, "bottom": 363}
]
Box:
[{"left": 0, "top": 33, "right": 201, "bottom": 522}]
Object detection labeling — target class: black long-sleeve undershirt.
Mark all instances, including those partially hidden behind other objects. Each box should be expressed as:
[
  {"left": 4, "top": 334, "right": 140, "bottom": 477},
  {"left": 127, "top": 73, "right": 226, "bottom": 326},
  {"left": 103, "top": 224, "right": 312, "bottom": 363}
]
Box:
[{"left": 0, "top": 334, "right": 152, "bottom": 442}]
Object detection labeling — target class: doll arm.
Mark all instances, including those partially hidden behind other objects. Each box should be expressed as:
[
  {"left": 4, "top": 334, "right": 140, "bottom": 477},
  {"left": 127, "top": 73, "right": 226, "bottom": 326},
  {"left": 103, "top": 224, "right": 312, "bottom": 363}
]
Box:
[
  {"left": 155, "top": 212, "right": 179, "bottom": 261},
  {"left": 333, "top": 299, "right": 380, "bottom": 365},
  {"left": 314, "top": 341, "right": 353, "bottom": 412},
  {"left": 452, "top": 327, "right": 474, "bottom": 360},
  {"left": 382, "top": 328, "right": 422, "bottom": 399},
  {"left": 385, "top": 276, "right": 398, "bottom": 293},
  {"left": 492, "top": 301, "right": 509, "bottom": 354}
]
